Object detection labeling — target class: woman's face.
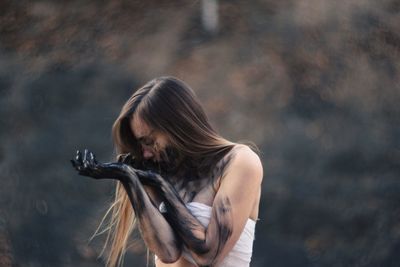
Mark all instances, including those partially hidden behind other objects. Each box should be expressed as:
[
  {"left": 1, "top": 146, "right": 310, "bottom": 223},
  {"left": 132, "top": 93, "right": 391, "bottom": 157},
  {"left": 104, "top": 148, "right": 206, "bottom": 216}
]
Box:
[{"left": 130, "top": 114, "right": 170, "bottom": 163}]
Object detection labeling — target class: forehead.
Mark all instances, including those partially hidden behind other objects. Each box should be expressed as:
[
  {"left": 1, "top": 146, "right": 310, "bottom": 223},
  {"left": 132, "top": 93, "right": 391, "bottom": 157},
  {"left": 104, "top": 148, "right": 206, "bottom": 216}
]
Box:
[{"left": 129, "top": 115, "right": 152, "bottom": 139}]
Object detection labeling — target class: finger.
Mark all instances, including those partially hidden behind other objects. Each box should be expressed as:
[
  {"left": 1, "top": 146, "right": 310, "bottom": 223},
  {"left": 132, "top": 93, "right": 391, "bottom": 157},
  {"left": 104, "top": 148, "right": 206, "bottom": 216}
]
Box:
[
  {"left": 71, "top": 159, "right": 83, "bottom": 171},
  {"left": 76, "top": 150, "right": 83, "bottom": 164},
  {"left": 83, "top": 149, "right": 90, "bottom": 167},
  {"left": 83, "top": 149, "right": 89, "bottom": 162},
  {"left": 89, "top": 152, "right": 97, "bottom": 165},
  {"left": 117, "top": 153, "right": 128, "bottom": 163},
  {"left": 123, "top": 153, "right": 132, "bottom": 164}
]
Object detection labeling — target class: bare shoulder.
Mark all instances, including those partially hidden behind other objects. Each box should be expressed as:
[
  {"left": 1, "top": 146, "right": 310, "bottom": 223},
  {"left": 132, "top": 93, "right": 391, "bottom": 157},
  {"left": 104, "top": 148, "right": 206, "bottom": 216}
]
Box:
[
  {"left": 230, "top": 144, "right": 263, "bottom": 181},
  {"left": 231, "top": 144, "right": 261, "bottom": 162},
  {"left": 215, "top": 144, "right": 263, "bottom": 185}
]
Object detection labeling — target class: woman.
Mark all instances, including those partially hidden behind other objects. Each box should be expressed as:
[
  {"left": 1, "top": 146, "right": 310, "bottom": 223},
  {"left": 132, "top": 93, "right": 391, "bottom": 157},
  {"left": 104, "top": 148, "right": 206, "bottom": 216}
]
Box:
[{"left": 71, "top": 76, "right": 263, "bottom": 267}]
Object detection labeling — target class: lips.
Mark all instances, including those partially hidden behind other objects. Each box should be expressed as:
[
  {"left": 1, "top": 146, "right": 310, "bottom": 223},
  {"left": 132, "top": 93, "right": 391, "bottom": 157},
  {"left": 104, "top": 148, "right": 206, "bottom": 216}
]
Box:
[{"left": 142, "top": 146, "right": 156, "bottom": 159}]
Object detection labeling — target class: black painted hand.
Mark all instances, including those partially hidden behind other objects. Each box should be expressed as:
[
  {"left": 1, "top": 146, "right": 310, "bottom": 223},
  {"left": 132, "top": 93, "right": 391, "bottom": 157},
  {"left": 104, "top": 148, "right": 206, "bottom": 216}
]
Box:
[
  {"left": 117, "top": 152, "right": 139, "bottom": 167},
  {"left": 71, "top": 149, "right": 127, "bottom": 181}
]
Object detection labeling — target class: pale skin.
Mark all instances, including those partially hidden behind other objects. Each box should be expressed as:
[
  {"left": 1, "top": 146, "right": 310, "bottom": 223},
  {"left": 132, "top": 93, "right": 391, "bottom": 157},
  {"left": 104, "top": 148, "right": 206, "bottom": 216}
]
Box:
[{"left": 71, "top": 114, "right": 263, "bottom": 267}]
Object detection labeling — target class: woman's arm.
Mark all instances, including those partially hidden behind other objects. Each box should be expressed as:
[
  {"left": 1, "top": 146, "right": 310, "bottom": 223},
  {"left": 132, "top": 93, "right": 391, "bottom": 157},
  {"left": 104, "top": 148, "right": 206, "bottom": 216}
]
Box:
[
  {"left": 71, "top": 146, "right": 263, "bottom": 266},
  {"left": 119, "top": 168, "right": 183, "bottom": 263},
  {"left": 71, "top": 149, "right": 182, "bottom": 263},
  {"left": 135, "top": 146, "right": 263, "bottom": 266},
  {"left": 116, "top": 153, "right": 164, "bottom": 209}
]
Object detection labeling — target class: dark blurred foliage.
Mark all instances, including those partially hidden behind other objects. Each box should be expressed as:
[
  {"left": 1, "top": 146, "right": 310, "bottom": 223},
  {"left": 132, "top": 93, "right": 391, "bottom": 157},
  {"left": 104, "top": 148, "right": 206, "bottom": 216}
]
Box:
[{"left": 0, "top": 0, "right": 399, "bottom": 266}]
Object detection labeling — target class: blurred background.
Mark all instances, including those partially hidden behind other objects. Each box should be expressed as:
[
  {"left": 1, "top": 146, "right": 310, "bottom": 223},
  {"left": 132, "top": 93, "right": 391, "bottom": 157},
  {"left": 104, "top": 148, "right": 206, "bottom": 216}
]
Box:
[{"left": 1, "top": 0, "right": 400, "bottom": 266}]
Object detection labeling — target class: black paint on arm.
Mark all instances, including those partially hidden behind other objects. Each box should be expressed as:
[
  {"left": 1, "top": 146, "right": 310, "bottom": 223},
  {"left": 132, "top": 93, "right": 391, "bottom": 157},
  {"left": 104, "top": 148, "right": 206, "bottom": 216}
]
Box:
[
  {"left": 134, "top": 152, "right": 237, "bottom": 266},
  {"left": 120, "top": 167, "right": 183, "bottom": 263},
  {"left": 71, "top": 149, "right": 182, "bottom": 263},
  {"left": 71, "top": 149, "right": 237, "bottom": 265}
]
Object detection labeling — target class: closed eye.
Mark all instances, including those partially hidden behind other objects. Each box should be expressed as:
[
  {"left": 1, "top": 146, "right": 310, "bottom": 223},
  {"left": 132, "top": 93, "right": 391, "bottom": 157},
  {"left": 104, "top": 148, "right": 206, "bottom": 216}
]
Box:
[
  {"left": 142, "top": 138, "right": 154, "bottom": 146},
  {"left": 137, "top": 136, "right": 155, "bottom": 147}
]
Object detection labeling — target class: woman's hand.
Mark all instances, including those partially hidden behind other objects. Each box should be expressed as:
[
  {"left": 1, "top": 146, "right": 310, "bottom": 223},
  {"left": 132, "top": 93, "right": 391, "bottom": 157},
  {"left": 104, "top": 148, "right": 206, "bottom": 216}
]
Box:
[
  {"left": 116, "top": 152, "right": 168, "bottom": 187},
  {"left": 71, "top": 148, "right": 183, "bottom": 261},
  {"left": 70, "top": 148, "right": 165, "bottom": 187},
  {"left": 70, "top": 149, "right": 127, "bottom": 181}
]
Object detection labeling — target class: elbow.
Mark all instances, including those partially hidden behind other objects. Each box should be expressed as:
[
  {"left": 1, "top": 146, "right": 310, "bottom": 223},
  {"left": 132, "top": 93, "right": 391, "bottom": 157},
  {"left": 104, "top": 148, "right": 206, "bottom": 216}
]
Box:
[
  {"left": 160, "top": 258, "right": 179, "bottom": 264},
  {"left": 158, "top": 249, "right": 181, "bottom": 264},
  {"left": 190, "top": 244, "right": 214, "bottom": 265},
  {"left": 191, "top": 245, "right": 219, "bottom": 266},
  {"left": 159, "top": 255, "right": 180, "bottom": 264},
  {"left": 191, "top": 248, "right": 214, "bottom": 266},
  {"left": 194, "top": 256, "right": 214, "bottom": 267}
]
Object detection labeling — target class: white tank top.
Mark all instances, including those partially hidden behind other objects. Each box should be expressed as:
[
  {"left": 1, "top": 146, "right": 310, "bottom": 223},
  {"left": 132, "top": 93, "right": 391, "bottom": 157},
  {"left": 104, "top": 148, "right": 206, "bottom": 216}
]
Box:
[{"left": 155, "top": 202, "right": 256, "bottom": 266}]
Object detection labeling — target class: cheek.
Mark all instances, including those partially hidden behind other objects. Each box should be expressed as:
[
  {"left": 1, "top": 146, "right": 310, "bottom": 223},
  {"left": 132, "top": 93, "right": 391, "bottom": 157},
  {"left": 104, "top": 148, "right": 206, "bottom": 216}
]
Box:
[
  {"left": 153, "top": 141, "right": 165, "bottom": 154},
  {"left": 156, "top": 136, "right": 170, "bottom": 151}
]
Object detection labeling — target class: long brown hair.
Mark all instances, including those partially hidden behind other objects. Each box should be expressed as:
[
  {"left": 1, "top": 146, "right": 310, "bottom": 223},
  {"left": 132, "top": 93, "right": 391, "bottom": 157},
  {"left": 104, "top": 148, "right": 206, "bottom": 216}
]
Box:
[{"left": 92, "top": 76, "right": 258, "bottom": 267}]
